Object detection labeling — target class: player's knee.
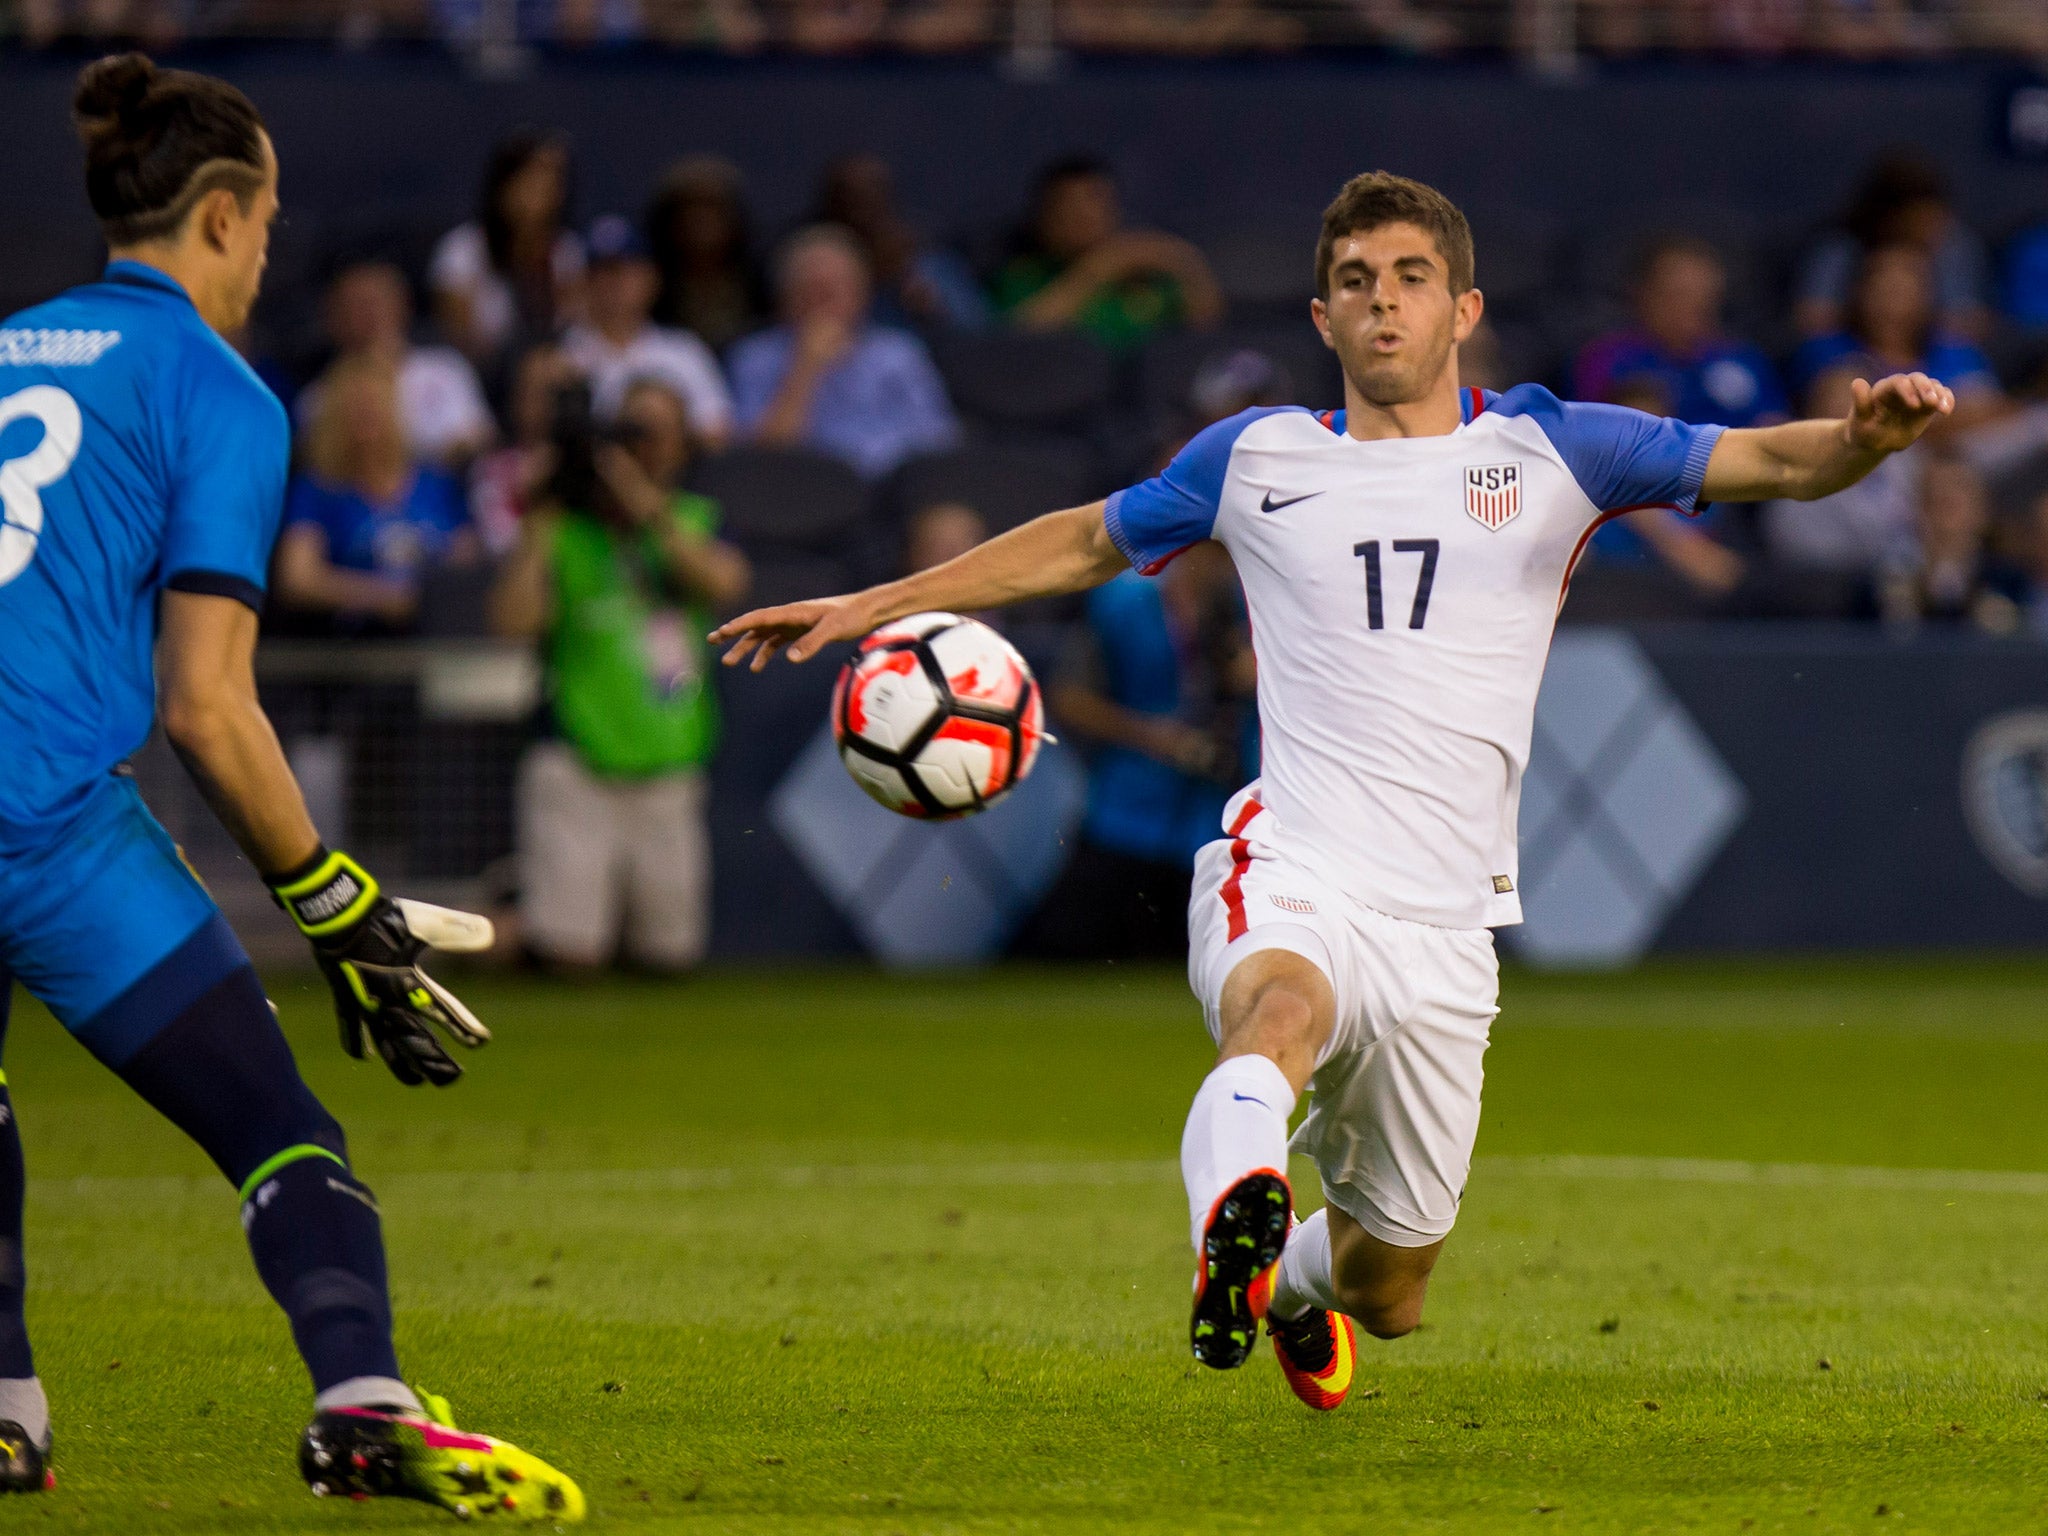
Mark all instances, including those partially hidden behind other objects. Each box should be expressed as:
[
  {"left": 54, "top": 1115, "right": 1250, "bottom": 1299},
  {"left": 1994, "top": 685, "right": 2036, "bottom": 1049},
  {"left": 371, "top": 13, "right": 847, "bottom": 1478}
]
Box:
[{"left": 1218, "top": 952, "right": 1331, "bottom": 1065}]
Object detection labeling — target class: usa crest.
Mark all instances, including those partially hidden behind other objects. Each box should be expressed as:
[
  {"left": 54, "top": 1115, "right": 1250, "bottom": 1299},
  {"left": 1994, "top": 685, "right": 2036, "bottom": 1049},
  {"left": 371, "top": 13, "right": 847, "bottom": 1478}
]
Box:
[{"left": 1465, "top": 463, "right": 1522, "bottom": 530}]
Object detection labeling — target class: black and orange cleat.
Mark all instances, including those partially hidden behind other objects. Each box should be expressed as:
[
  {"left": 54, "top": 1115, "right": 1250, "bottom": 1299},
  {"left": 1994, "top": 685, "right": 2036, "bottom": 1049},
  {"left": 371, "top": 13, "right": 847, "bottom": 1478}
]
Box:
[
  {"left": 0, "top": 1421, "right": 52, "bottom": 1493},
  {"left": 1269, "top": 1303, "right": 1357, "bottom": 1410},
  {"left": 300, "top": 1389, "right": 583, "bottom": 1522},
  {"left": 1190, "top": 1169, "right": 1292, "bottom": 1370}
]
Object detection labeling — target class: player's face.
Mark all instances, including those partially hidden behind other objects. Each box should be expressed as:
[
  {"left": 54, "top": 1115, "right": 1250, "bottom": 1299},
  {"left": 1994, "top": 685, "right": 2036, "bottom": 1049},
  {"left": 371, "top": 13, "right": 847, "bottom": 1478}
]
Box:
[
  {"left": 217, "top": 134, "right": 280, "bottom": 332},
  {"left": 1311, "top": 223, "right": 1482, "bottom": 408}
]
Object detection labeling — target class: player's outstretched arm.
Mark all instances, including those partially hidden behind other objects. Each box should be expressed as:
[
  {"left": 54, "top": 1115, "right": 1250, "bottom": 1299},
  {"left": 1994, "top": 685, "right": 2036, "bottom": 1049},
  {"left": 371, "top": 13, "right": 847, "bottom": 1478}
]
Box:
[
  {"left": 158, "top": 591, "right": 495, "bottom": 1086},
  {"left": 710, "top": 500, "right": 1128, "bottom": 671},
  {"left": 1699, "top": 371, "right": 1954, "bottom": 504}
]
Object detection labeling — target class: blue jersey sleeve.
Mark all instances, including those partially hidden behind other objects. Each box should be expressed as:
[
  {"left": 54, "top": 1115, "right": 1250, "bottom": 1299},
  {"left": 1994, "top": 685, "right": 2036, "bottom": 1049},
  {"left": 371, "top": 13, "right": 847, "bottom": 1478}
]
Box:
[
  {"left": 1103, "top": 407, "right": 1293, "bottom": 573},
  {"left": 1491, "top": 384, "right": 1724, "bottom": 516},
  {"left": 160, "top": 358, "right": 290, "bottom": 610}
]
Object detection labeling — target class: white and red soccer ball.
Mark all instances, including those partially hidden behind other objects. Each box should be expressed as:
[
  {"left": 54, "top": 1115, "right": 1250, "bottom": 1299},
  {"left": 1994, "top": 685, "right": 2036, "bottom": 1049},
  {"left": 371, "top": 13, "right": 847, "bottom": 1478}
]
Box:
[{"left": 831, "top": 612, "right": 1046, "bottom": 818}]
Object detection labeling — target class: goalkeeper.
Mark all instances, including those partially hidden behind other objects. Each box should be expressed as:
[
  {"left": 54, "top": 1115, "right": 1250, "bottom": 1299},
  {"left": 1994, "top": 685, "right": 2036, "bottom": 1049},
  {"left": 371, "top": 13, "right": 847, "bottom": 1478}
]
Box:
[{"left": 0, "top": 54, "right": 581, "bottom": 1519}]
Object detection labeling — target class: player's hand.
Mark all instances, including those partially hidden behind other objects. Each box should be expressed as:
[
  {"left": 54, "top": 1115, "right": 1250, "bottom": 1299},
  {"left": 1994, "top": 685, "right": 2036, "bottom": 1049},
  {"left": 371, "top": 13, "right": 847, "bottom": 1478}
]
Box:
[
  {"left": 709, "top": 593, "right": 879, "bottom": 671},
  {"left": 1846, "top": 372, "right": 1955, "bottom": 456},
  {"left": 268, "top": 848, "right": 494, "bottom": 1087}
]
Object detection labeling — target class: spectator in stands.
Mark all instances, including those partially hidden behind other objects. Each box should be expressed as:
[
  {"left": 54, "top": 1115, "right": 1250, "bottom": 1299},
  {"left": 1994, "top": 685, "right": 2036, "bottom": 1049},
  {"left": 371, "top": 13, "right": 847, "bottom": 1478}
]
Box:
[
  {"left": 19, "top": 0, "right": 181, "bottom": 48},
  {"left": 993, "top": 156, "right": 1224, "bottom": 354},
  {"left": 1455, "top": 316, "right": 1513, "bottom": 393},
  {"left": 891, "top": 0, "right": 992, "bottom": 50},
  {"left": 1057, "top": 0, "right": 1303, "bottom": 53},
  {"left": 1188, "top": 346, "right": 1294, "bottom": 425},
  {"left": 646, "top": 156, "right": 770, "bottom": 353},
  {"left": 730, "top": 225, "right": 960, "bottom": 479},
  {"left": 1876, "top": 455, "right": 2024, "bottom": 631},
  {"left": 1152, "top": 345, "right": 1294, "bottom": 458},
  {"left": 786, "top": 0, "right": 887, "bottom": 50},
  {"left": 431, "top": 134, "right": 585, "bottom": 363},
  {"left": 812, "top": 154, "right": 990, "bottom": 330},
  {"left": 469, "top": 340, "right": 580, "bottom": 554},
  {"left": 562, "top": 214, "right": 734, "bottom": 443},
  {"left": 1019, "top": 541, "right": 1255, "bottom": 960},
  {"left": 275, "top": 355, "right": 479, "bottom": 634},
  {"left": 1796, "top": 154, "right": 1988, "bottom": 340},
  {"left": 489, "top": 377, "right": 751, "bottom": 972},
  {"left": 1789, "top": 243, "right": 2005, "bottom": 431},
  {"left": 433, "top": 0, "right": 645, "bottom": 44},
  {"left": 1573, "top": 235, "right": 1787, "bottom": 429},
  {"left": 297, "top": 258, "right": 495, "bottom": 468},
  {"left": 641, "top": 0, "right": 767, "bottom": 48},
  {"left": 904, "top": 500, "right": 990, "bottom": 576},
  {"left": 1808, "top": 0, "right": 1946, "bottom": 64}
]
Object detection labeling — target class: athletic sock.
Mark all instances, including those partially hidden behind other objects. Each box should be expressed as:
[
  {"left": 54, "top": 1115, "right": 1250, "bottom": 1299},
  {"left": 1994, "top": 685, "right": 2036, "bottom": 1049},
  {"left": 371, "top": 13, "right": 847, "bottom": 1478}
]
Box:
[
  {"left": 1270, "top": 1206, "right": 1341, "bottom": 1320},
  {"left": 241, "top": 1152, "right": 402, "bottom": 1394},
  {"left": 0, "top": 1379, "right": 48, "bottom": 1451},
  {"left": 0, "top": 1059, "right": 46, "bottom": 1452},
  {"left": 0, "top": 1079, "right": 29, "bottom": 1386},
  {"left": 1180, "top": 1054, "right": 1297, "bottom": 1250},
  {"left": 314, "top": 1376, "right": 422, "bottom": 1415},
  {"left": 116, "top": 965, "right": 405, "bottom": 1396}
]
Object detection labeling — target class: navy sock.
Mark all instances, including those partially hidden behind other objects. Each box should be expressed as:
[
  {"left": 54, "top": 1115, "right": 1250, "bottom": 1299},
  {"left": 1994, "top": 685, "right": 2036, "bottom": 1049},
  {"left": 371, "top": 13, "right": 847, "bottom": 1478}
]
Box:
[
  {"left": 240, "top": 1153, "right": 399, "bottom": 1392},
  {"left": 116, "top": 964, "right": 400, "bottom": 1394},
  {"left": 0, "top": 983, "right": 29, "bottom": 1382}
]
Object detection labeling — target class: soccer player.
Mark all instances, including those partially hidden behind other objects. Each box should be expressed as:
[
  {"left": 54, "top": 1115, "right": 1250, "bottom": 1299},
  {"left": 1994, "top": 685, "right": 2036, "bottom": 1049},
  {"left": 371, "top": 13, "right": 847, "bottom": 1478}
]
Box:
[
  {"left": 0, "top": 55, "right": 582, "bottom": 1517},
  {"left": 712, "top": 172, "right": 1953, "bottom": 1411}
]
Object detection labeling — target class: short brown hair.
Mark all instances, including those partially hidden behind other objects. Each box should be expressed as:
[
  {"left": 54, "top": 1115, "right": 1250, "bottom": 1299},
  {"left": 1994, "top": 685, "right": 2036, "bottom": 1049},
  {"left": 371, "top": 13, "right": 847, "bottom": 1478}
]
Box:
[{"left": 1315, "top": 172, "right": 1474, "bottom": 299}]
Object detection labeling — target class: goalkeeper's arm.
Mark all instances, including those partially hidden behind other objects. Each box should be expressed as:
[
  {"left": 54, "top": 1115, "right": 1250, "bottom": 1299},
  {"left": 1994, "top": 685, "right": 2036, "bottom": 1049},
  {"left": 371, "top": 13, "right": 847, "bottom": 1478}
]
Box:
[{"left": 157, "top": 591, "right": 493, "bottom": 1086}]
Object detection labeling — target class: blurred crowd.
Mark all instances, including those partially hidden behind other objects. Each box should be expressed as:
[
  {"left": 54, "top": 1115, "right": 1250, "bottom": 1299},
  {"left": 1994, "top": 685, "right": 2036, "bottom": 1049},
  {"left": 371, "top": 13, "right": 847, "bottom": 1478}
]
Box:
[
  {"left": 172, "top": 137, "right": 2048, "bottom": 963},
  {"left": 13, "top": 0, "right": 2048, "bottom": 58}
]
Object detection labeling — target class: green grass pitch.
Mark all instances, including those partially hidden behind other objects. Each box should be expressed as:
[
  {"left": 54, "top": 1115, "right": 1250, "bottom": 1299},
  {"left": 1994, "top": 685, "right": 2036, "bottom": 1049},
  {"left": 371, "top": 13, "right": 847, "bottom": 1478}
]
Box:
[{"left": 5, "top": 957, "right": 2048, "bottom": 1532}]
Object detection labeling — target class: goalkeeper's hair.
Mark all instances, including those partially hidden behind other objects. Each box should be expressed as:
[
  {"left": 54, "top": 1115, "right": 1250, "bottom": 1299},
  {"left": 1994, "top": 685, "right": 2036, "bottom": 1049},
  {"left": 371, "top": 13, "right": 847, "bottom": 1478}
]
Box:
[{"left": 73, "top": 52, "right": 268, "bottom": 246}]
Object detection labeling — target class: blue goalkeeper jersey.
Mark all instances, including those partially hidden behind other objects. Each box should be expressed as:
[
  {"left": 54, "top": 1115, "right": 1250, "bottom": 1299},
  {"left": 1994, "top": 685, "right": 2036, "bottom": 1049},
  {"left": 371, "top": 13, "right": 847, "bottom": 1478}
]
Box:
[{"left": 0, "top": 260, "right": 288, "bottom": 850}]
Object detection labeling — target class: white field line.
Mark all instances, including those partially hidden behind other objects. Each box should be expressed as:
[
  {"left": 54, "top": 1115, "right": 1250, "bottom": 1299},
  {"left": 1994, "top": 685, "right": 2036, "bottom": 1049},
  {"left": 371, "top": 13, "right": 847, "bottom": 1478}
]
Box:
[
  {"left": 1483, "top": 1154, "right": 2048, "bottom": 1197},
  {"left": 26, "top": 1154, "right": 2048, "bottom": 1200}
]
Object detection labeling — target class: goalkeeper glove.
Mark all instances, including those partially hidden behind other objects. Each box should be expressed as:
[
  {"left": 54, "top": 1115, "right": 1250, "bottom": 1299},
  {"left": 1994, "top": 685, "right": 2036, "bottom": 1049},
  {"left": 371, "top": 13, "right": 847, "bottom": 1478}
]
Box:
[{"left": 267, "top": 847, "right": 494, "bottom": 1087}]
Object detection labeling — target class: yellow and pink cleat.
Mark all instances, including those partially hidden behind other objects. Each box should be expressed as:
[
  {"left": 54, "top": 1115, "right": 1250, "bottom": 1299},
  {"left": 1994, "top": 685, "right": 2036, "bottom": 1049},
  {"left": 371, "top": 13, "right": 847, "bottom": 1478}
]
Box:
[{"left": 299, "top": 1389, "right": 584, "bottom": 1522}]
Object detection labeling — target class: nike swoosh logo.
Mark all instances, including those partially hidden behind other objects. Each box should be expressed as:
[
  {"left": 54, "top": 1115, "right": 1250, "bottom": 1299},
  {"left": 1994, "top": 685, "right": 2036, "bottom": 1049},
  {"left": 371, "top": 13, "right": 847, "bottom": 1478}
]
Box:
[
  {"left": 1260, "top": 489, "right": 1320, "bottom": 513},
  {"left": 1231, "top": 1093, "right": 1269, "bottom": 1108}
]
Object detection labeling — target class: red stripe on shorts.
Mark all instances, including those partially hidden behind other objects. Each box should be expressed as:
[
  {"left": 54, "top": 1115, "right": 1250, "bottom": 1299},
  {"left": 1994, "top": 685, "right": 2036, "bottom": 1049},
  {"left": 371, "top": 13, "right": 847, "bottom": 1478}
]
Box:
[{"left": 1218, "top": 797, "right": 1265, "bottom": 942}]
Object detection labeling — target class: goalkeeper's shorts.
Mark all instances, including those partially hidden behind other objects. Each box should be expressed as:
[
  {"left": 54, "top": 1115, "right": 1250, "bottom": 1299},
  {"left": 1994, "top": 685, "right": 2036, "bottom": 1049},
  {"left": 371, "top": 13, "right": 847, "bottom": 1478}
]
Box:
[{"left": 0, "top": 772, "right": 249, "bottom": 1066}]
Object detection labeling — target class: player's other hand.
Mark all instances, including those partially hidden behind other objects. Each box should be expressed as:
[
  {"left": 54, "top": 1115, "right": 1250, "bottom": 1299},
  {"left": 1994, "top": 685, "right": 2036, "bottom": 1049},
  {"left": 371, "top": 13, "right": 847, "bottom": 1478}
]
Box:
[
  {"left": 1847, "top": 372, "right": 1955, "bottom": 455},
  {"left": 268, "top": 848, "right": 494, "bottom": 1087},
  {"left": 709, "top": 593, "right": 878, "bottom": 671}
]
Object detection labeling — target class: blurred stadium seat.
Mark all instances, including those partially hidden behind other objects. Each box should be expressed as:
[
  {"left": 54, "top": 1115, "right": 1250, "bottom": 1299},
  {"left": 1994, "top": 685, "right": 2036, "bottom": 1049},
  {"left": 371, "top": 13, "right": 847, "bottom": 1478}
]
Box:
[
  {"left": 886, "top": 441, "right": 1104, "bottom": 536},
  {"left": 928, "top": 329, "right": 1115, "bottom": 438}
]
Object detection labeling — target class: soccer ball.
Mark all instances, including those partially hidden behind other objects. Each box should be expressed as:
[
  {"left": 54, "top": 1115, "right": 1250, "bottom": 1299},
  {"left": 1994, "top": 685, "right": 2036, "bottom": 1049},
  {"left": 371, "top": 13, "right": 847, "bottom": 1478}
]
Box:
[{"left": 831, "top": 612, "right": 1046, "bottom": 819}]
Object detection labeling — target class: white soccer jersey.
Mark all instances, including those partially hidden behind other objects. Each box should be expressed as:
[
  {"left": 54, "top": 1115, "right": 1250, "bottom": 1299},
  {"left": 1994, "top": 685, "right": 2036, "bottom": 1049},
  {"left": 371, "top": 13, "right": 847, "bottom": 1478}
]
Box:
[{"left": 1103, "top": 385, "right": 1724, "bottom": 930}]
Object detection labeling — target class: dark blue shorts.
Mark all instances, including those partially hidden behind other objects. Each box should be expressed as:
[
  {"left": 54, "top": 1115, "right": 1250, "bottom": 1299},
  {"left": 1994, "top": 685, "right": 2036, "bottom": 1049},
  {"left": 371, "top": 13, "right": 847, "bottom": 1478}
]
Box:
[{"left": 0, "top": 775, "right": 250, "bottom": 1066}]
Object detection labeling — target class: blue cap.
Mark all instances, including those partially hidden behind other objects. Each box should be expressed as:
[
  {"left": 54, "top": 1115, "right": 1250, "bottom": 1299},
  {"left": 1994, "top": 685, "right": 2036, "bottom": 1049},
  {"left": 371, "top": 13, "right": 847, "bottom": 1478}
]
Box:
[{"left": 585, "top": 214, "right": 648, "bottom": 264}]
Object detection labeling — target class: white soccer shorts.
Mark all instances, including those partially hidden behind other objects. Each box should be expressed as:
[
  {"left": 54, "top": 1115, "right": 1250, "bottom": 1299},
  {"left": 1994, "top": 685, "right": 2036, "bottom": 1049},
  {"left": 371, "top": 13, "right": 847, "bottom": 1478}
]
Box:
[{"left": 1186, "top": 801, "right": 1500, "bottom": 1248}]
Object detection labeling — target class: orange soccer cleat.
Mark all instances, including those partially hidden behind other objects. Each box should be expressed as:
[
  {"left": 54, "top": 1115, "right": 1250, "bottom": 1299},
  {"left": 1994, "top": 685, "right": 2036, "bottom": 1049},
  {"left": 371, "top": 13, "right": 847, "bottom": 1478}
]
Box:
[
  {"left": 1189, "top": 1170, "right": 1292, "bottom": 1370},
  {"left": 1268, "top": 1303, "right": 1358, "bottom": 1410}
]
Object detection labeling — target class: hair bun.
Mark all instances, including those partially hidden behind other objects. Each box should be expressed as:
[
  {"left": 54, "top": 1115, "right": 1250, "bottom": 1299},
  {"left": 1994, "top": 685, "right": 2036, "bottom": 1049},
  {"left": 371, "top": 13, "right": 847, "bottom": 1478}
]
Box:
[{"left": 73, "top": 52, "right": 157, "bottom": 133}]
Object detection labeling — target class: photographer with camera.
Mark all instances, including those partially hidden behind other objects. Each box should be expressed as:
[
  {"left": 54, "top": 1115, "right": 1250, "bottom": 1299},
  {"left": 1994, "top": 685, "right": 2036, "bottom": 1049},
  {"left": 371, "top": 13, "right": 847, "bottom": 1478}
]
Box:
[{"left": 490, "top": 376, "right": 750, "bottom": 972}]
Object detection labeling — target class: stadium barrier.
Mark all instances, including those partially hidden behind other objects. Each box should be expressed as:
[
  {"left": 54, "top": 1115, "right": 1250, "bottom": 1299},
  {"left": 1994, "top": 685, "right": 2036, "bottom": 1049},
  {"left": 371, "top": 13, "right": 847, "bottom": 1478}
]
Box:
[{"left": 131, "top": 625, "right": 2048, "bottom": 969}]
